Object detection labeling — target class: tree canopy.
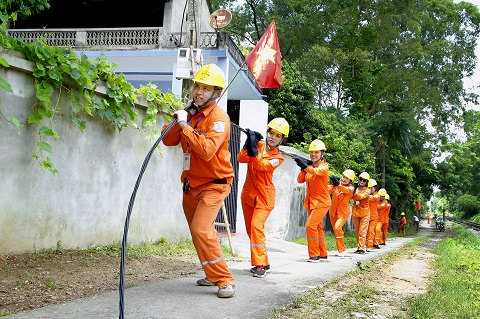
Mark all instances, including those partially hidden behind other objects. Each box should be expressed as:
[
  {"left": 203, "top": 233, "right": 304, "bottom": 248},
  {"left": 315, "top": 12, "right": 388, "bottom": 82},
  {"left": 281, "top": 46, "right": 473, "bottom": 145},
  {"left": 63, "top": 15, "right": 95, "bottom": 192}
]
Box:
[{"left": 214, "top": 0, "right": 480, "bottom": 219}]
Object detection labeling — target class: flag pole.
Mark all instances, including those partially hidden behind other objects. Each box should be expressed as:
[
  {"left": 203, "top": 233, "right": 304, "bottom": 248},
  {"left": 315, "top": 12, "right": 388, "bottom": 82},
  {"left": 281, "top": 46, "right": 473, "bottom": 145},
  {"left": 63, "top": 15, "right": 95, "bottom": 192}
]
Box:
[{"left": 218, "top": 61, "right": 247, "bottom": 102}]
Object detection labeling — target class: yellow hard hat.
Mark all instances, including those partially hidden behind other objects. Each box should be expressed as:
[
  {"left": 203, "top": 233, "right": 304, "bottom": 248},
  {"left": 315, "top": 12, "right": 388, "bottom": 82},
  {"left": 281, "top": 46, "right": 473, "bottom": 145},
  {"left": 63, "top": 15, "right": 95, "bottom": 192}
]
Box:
[
  {"left": 368, "top": 179, "right": 377, "bottom": 188},
  {"left": 267, "top": 118, "right": 289, "bottom": 137},
  {"left": 359, "top": 172, "right": 370, "bottom": 181},
  {"left": 385, "top": 194, "right": 390, "bottom": 200},
  {"left": 309, "top": 139, "right": 326, "bottom": 152},
  {"left": 401, "top": 212, "right": 405, "bottom": 216},
  {"left": 378, "top": 188, "right": 387, "bottom": 196},
  {"left": 342, "top": 169, "right": 356, "bottom": 181},
  {"left": 193, "top": 64, "right": 225, "bottom": 88}
]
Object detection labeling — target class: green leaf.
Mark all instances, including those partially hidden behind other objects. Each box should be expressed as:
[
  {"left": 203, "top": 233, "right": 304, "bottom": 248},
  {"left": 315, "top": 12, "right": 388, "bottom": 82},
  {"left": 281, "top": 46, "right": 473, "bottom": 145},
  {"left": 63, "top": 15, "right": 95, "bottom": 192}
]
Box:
[
  {"left": 71, "top": 92, "right": 81, "bottom": 111},
  {"left": 36, "top": 81, "right": 54, "bottom": 105},
  {"left": 37, "top": 141, "right": 53, "bottom": 153},
  {"left": 28, "top": 113, "right": 43, "bottom": 123},
  {"left": 42, "top": 157, "right": 58, "bottom": 174},
  {"left": 72, "top": 113, "right": 86, "bottom": 133},
  {"left": 0, "top": 58, "right": 10, "bottom": 68},
  {"left": 10, "top": 116, "right": 23, "bottom": 131},
  {"left": 39, "top": 126, "right": 60, "bottom": 139},
  {"left": 47, "top": 67, "right": 62, "bottom": 82},
  {"left": 38, "top": 107, "right": 53, "bottom": 119},
  {"left": 0, "top": 77, "right": 13, "bottom": 93}
]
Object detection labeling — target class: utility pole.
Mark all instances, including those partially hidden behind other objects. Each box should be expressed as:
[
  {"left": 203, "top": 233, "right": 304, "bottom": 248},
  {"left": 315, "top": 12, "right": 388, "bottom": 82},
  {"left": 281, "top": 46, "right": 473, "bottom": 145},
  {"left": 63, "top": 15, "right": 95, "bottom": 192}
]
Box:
[{"left": 180, "top": 0, "right": 200, "bottom": 103}]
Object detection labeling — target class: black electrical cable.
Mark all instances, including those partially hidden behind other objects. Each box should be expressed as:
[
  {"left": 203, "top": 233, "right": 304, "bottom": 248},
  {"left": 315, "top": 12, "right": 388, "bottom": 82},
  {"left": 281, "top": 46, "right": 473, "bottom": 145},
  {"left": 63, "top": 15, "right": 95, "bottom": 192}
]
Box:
[{"left": 118, "top": 104, "right": 192, "bottom": 319}]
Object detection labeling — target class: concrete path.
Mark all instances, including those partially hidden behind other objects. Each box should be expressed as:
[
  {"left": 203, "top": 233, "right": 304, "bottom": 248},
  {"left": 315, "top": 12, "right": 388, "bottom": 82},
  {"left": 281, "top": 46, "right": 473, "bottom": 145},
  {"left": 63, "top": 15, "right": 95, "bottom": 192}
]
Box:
[{"left": 6, "top": 229, "right": 420, "bottom": 319}]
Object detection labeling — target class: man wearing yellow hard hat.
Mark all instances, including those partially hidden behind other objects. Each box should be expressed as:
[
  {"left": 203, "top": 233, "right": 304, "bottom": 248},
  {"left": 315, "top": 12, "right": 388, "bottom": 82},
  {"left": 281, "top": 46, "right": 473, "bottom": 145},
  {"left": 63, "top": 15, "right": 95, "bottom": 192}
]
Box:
[{"left": 162, "top": 64, "right": 235, "bottom": 298}]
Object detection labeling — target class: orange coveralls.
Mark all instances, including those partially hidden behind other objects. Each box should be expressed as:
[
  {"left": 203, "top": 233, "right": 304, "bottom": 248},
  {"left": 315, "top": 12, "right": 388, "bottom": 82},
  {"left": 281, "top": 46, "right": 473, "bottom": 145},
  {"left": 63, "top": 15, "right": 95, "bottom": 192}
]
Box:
[
  {"left": 238, "top": 141, "right": 284, "bottom": 267},
  {"left": 162, "top": 102, "right": 235, "bottom": 287},
  {"left": 375, "top": 199, "right": 388, "bottom": 246},
  {"left": 328, "top": 183, "right": 354, "bottom": 253},
  {"left": 366, "top": 192, "right": 379, "bottom": 249},
  {"left": 352, "top": 187, "right": 371, "bottom": 251},
  {"left": 381, "top": 202, "right": 391, "bottom": 244},
  {"left": 399, "top": 216, "right": 407, "bottom": 234},
  {"left": 297, "top": 159, "right": 330, "bottom": 258}
]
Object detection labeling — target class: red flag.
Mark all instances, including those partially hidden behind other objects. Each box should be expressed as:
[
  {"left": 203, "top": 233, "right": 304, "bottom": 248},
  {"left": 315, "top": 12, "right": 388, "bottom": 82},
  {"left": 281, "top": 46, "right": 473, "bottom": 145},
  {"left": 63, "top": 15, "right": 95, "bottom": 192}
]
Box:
[{"left": 245, "top": 20, "right": 282, "bottom": 88}]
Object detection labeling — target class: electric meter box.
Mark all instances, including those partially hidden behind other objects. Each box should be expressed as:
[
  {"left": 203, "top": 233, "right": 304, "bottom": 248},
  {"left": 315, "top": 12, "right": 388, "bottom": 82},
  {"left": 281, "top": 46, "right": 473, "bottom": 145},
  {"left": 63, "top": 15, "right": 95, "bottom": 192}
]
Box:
[{"left": 176, "top": 48, "right": 203, "bottom": 79}]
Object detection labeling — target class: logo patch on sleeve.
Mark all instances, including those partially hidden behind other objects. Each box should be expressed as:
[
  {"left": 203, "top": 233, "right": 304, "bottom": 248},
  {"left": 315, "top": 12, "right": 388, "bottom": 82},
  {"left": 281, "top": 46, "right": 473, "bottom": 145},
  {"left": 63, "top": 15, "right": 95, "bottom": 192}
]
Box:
[
  {"left": 213, "top": 121, "right": 226, "bottom": 133},
  {"left": 270, "top": 159, "right": 280, "bottom": 167}
]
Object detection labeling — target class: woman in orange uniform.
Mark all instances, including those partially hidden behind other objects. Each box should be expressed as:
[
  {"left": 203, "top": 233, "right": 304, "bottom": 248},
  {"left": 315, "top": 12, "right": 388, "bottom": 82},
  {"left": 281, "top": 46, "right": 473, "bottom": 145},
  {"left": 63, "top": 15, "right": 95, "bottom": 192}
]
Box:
[
  {"left": 366, "top": 179, "right": 379, "bottom": 252},
  {"left": 380, "top": 194, "right": 391, "bottom": 245},
  {"left": 374, "top": 188, "right": 388, "bottom": 248},
  {"left": 238, "top": 118, "right": 289, "bottom": 278},
  {"left": 295, "top": 139, "right": 331, "bottom": 262},
  {"left": 352, "top": 172, "right": 371, "bottom": 254},
  {"left": 328, "top": 169, "right": 356, "bottom": 257}
]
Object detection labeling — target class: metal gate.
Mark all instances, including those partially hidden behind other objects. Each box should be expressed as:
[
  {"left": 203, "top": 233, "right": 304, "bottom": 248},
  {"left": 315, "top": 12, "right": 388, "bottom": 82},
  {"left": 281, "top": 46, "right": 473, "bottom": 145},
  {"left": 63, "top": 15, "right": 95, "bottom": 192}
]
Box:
[{"left": 215, "top": 123, "right": 241, "bottom": 233}]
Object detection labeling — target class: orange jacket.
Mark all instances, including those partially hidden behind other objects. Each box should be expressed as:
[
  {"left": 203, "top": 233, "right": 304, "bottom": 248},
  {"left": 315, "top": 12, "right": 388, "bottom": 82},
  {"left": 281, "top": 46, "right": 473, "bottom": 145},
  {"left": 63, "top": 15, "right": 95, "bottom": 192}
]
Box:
[
  {"left": 238, "top": 141, "right": 284, "bottom": 210},
  {"left": 353, "top": 186, "right": 370, "bottom": 218},
  {"left": 377, "top": 199, "right": 388, "bottom": 222},
  {"left": 368, "top": 193, "right": 380, "bottom": 221},
  {"left": 297, "top": 159, "right": 330, "bottom": 209},
  {"left": 400, "top": 216, "right": 407, "bottom": 225},
  {"left": 162, "top": 103, "right": 234, "bottom": 187},
  {"left": 329, "top": 183, "right": 354, "bottom": 219}
]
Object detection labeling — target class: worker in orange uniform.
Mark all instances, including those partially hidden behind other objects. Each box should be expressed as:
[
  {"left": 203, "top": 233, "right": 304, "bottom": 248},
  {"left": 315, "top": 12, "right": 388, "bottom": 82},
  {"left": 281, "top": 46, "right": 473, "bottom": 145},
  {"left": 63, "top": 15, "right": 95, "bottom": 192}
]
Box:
[
  {"left": 238, "top": 118, "right": 289, "bottom": 278},
  {"left": 380, "top": 193, "right": 391, "bottom": 245},
  {"left": 162, "top": 64, "right": 235, "bottom": 298},
  {"left": 352, "top": 172, "right": 371, "bottom": 254},
  {"left": 366, "top": 179, "right": 379, "bottom": 252},
  {"left": 374, "top": 188, "right": 388, "bottom": 248},
  {"left": 295, "top": 139, "right": 331, "bottom": 262},
  {"left": 399, "top": 212, "right": 407, "bottom": 235},
  {"left": 426, "top": 212, "right": 431, "bottom": 224},
  {"left": 328, "top": 169, "right": 356, "bottom": 257}
]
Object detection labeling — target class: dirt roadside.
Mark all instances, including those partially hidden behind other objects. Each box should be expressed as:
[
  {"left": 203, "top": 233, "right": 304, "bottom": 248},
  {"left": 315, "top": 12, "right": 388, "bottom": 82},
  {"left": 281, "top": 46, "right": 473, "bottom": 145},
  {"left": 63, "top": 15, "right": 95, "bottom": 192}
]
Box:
[{"left": 0, "top": 225, "right": 447, "bottom": 316}]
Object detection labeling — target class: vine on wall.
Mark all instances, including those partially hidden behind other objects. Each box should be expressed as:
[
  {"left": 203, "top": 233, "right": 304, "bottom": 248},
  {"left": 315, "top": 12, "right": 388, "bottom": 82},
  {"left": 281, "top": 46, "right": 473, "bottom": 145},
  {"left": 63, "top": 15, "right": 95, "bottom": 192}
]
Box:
[{"left": 0, "top": 12, "right": 183, "bottom": 173}]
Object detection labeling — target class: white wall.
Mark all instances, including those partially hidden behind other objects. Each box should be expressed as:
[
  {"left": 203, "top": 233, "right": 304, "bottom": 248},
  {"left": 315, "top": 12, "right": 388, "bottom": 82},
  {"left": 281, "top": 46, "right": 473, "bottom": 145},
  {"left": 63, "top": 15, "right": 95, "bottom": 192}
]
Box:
[{"left": 0, "top": 51, "right": 190, "bottom": 254}]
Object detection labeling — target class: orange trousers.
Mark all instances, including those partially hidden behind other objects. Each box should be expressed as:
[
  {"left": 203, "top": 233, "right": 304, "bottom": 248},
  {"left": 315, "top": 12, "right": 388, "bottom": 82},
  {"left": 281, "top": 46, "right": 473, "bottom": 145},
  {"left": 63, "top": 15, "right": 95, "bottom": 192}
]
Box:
[
  {"left": 242, "top": 201, "right": 272, "bottom": 267},
  {"left": 329, "top": 213, "right": 349, "bottom": 253},
  {"left": 306, "top": 206, "right": 329, "bottom": 257},
  {"left": 353, "top": 215, "right": 370, "bottom": 250},
  {"left": 366, "top": 218, "right": 378, "bottom": 249},
  {"left": 183, "top": 182, "right": 234, "bottom": 287},
  {"left": 380, "top": 222, "right": 389, "bottom": 244},
  {"left": 374, "top": 221, "right": 383, "bottom": 246}
]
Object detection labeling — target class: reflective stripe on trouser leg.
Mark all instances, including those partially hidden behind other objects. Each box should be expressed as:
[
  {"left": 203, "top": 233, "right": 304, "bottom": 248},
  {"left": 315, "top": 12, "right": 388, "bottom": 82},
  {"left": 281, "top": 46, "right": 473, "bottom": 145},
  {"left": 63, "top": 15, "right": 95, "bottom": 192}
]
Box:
[
  {"left": 353, "top": 215, "right": 370, "bottom": 250},
  {"left": 250, "top": 207, "right": 272, "bottom": 266},
  {"left": 381, "top": 223, "right": 388, "bottom": 244},
  {"left": 182, "top": 182, "right": 234, "bottom": 287},
  {"left": 306, "top": 206, "right": 329, "bottom": 257},
  {"left": 374, "top": 221, "right": 383, "bottom": 246},
  {"left": 333, "top": 215, "right": 348, "bottom": 252},
  {"left": 366, "top": 219, "right": 377, "bottom": 248}
]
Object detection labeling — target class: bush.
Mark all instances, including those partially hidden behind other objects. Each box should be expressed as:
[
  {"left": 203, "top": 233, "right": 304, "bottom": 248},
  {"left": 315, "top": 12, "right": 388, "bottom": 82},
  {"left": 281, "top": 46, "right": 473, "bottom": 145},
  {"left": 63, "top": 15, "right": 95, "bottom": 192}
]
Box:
[{"left": 454, "top": 194, "right": 480, "bottom": 219}]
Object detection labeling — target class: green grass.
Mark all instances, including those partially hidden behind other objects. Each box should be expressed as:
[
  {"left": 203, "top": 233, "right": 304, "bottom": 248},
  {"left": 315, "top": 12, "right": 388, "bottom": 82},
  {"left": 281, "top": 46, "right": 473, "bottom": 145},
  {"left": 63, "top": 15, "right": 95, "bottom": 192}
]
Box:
[
  {"left": 406, "top": 226, "right": 480, "bottom": 319},
  {"left": 86, "top": 237, "right": 198, "bottom": 258},
  {"left": 277, "top": 226, "right": 480, "bottom": 319}
]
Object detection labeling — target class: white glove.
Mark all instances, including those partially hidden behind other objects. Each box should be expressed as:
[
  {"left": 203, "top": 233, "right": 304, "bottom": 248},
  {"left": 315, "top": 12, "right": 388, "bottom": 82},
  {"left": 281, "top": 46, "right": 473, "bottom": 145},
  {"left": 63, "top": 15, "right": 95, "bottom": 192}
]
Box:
[{"left": 174, "top": 110, "right": 188, "bottom": 123}]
